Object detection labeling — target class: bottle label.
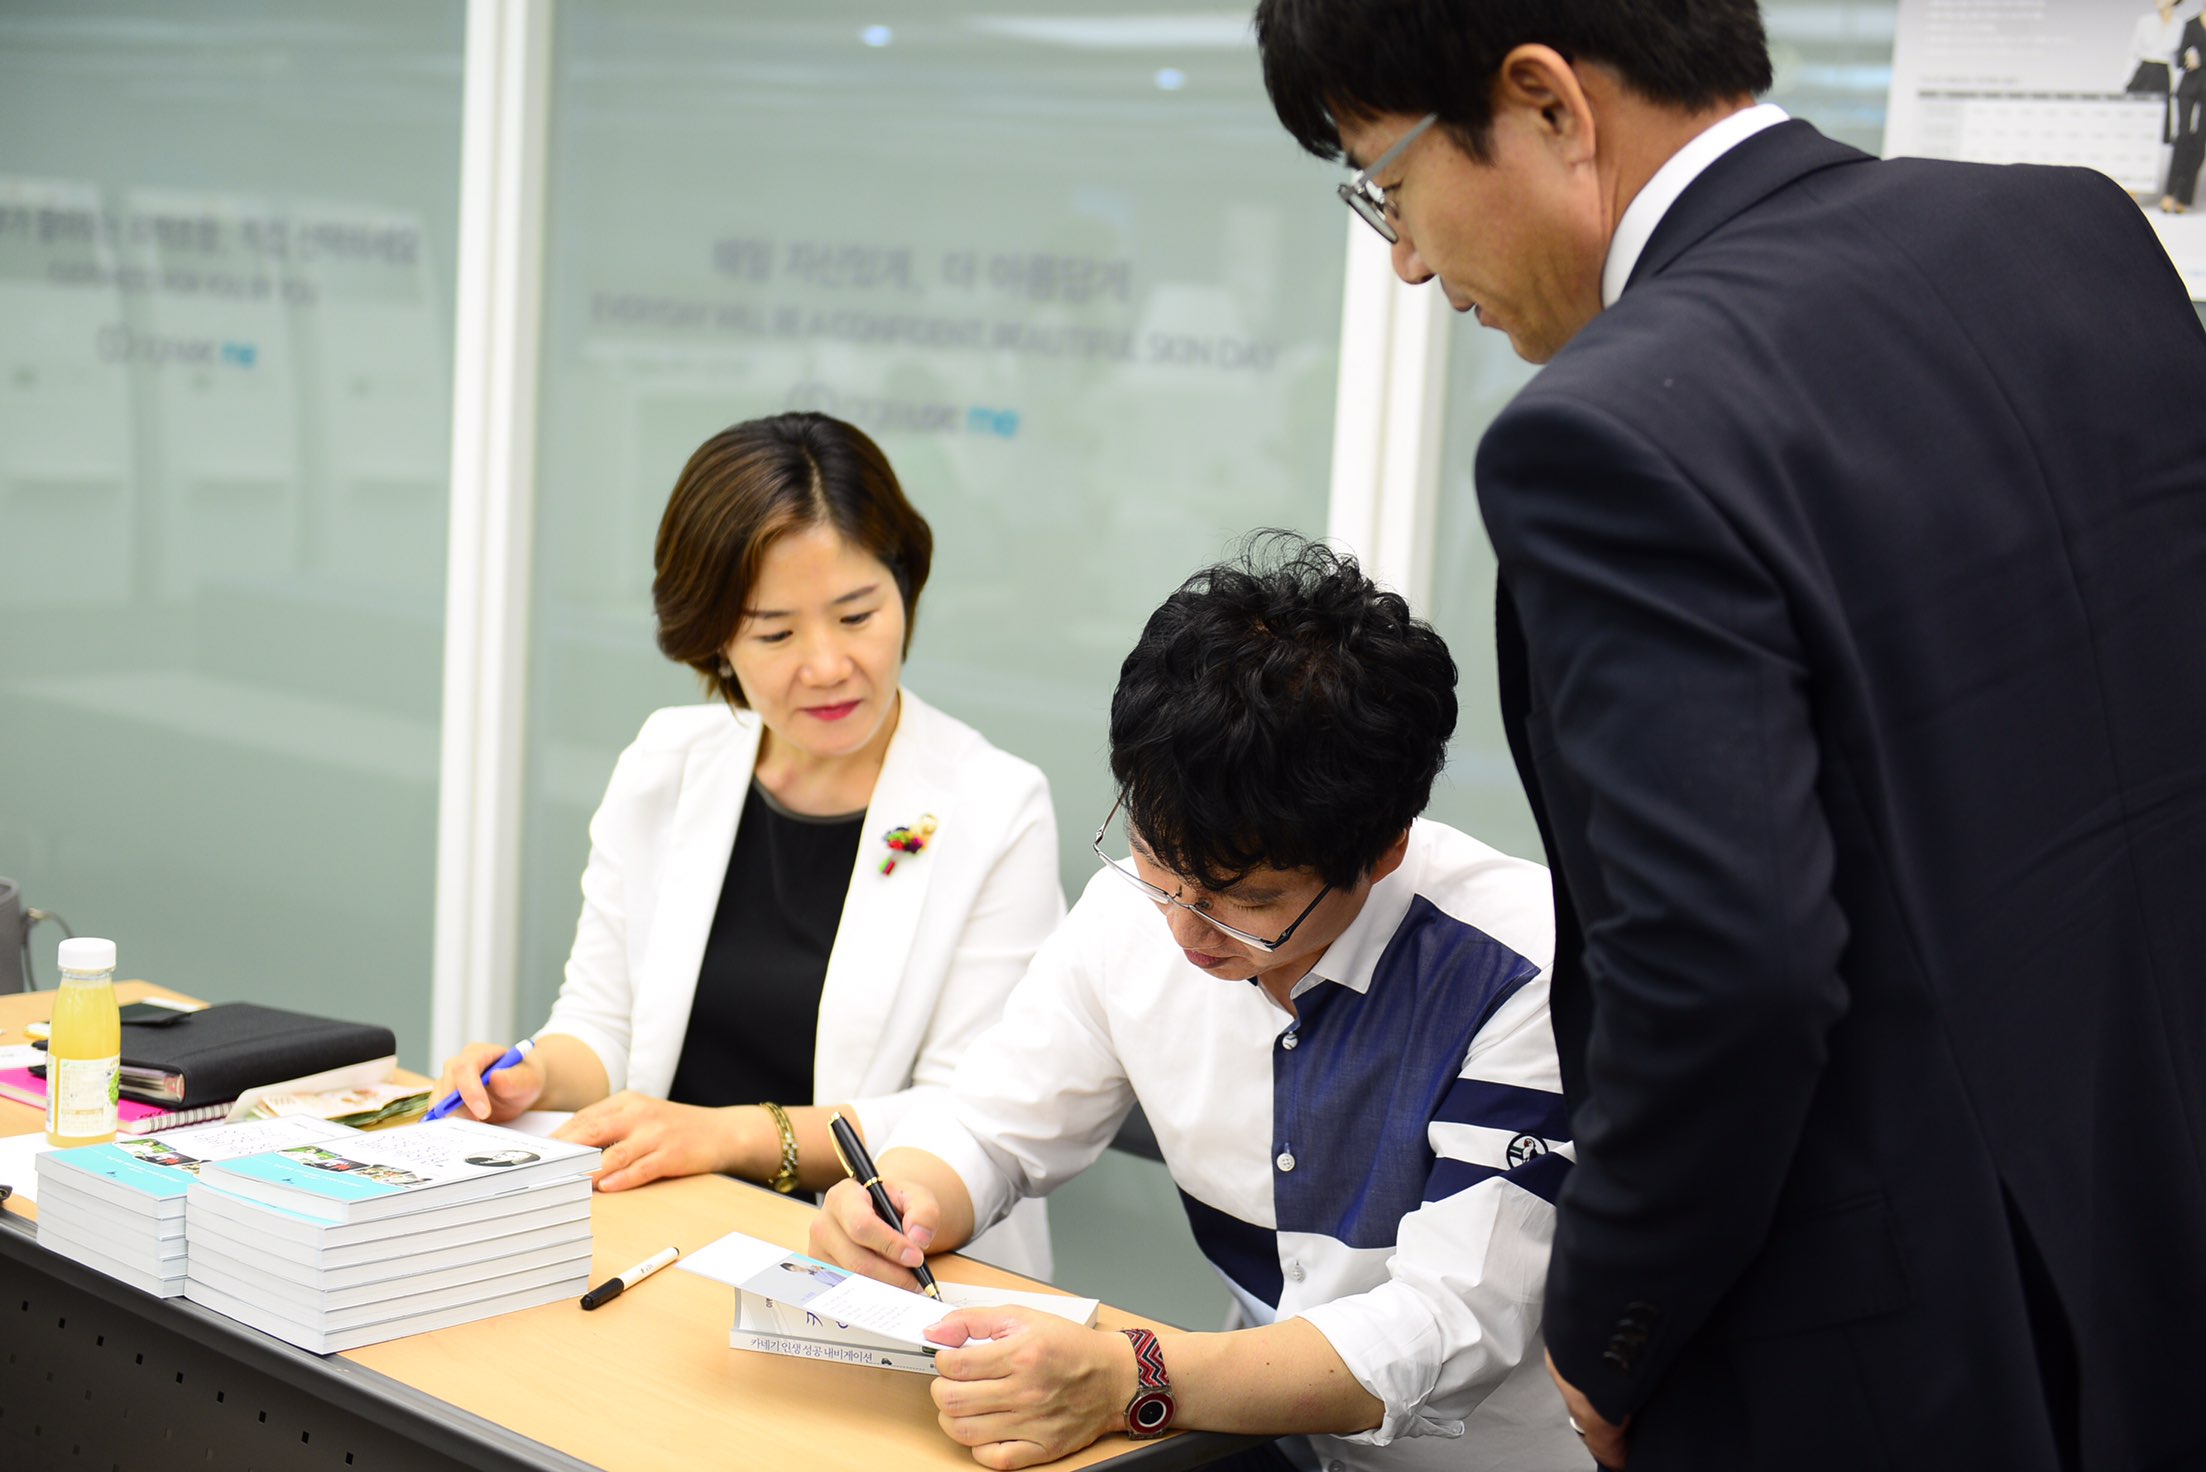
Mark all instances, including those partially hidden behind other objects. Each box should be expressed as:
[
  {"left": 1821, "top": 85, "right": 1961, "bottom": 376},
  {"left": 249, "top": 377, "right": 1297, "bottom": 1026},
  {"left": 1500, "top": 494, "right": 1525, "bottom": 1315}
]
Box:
[{"left": 47, "top": 1054, "right": 121, "bottom": 1139}]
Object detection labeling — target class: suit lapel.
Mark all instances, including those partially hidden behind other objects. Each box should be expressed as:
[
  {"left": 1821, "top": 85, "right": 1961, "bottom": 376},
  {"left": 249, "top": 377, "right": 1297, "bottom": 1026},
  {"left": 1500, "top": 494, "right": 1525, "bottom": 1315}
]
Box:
[
  {"left": 813, "top": 692, "right": 951, "bottom": 1106},
  {"left": 628, "top": 713, "right": 760, "bottom": 1098},
  {"left": 1628, "top": 120, "right": 1869, "bottom": 294}
]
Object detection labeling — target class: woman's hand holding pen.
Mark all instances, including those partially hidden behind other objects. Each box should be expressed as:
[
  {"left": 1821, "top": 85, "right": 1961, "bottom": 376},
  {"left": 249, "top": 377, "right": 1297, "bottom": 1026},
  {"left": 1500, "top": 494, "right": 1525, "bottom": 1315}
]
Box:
[
  {"left": 433, "top": 1040, "right": 547, "bottom": 1122},
  {"left": 811, "top": 1174, "right": 942, "bottom": 1294}
]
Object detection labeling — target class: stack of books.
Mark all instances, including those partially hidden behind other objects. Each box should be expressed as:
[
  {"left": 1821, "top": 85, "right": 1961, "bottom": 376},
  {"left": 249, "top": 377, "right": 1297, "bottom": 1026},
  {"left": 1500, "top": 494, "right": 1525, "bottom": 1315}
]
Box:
[
  {"left": 33, "top": 1118, "right": 364, "bottom": 1295},
  {"left": 184, "top": 1117, "right": 600, "bottom": 1353}
]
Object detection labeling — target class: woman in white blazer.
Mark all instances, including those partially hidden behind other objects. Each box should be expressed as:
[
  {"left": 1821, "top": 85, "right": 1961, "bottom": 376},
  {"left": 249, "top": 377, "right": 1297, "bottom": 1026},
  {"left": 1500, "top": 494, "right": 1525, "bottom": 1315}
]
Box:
[{"left": 435, "top": 414, "right": 1062, "bottom": 1275}]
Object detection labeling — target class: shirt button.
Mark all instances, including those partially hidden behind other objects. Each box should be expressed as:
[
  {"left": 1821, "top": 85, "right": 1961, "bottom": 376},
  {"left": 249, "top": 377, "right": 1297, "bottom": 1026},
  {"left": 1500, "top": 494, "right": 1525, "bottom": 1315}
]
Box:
[
  {"left": 1287, "top": 1260, "right": 1305, "bottom": 1281},
  {"left": 1329, "top": 1461, "right": 1346, "bottom": 1472},
  {"left": 1281, "top": 1031, "right": 1299, "bottom": 1050},
  {"left": 1275, "top": 1151, "right": 1296, "bottom": 1172}
]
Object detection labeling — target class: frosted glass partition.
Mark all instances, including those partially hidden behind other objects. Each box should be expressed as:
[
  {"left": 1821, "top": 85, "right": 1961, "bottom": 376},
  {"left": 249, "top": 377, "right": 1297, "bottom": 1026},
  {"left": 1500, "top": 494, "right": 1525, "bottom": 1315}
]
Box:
[
  {"left": 517, "top": 0, "right": 1347, "bottom": 1020},
  {"left": 0, "top": 2, "right": 463, "bottom": 1065},
  {"left": 1421, "top": 0, "right": 1903, "bottom": 862}
]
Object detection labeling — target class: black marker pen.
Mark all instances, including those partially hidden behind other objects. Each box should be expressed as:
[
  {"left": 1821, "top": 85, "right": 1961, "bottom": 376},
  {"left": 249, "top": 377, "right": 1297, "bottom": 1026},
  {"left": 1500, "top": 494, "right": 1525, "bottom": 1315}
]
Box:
[{"left": 580, "top": 1245, "right": 679, "bottom": 1310}]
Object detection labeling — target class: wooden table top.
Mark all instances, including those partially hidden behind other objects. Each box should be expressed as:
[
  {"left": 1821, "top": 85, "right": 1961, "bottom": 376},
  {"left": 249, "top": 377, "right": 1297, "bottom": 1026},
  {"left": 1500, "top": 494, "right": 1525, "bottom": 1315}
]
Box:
[{"left": 0, "top": 983, "right": 1196, "bottom": 1470}]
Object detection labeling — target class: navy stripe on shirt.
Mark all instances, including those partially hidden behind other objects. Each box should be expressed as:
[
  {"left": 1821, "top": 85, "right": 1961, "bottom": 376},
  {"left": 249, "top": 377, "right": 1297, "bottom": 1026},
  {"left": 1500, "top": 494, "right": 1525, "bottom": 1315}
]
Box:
[
  {"left": 1272, "top": 896, "right": 1541, "bottom": 1251},
  {"left": 1423, "top": 1148, "right": 1573, "bottom": 1206},
  {"left": 1435, "top": 1077, "right": 1570, "bottom": 1140},
  {"left": 1178, "top": 1187, "right": 1285, "bottom": 1308}
]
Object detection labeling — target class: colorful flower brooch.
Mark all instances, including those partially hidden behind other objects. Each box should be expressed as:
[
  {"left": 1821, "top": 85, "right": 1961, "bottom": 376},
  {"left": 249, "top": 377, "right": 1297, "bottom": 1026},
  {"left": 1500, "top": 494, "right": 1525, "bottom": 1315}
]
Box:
[{"left": 880, "top": 814, "right": 939, "bottom": 875}]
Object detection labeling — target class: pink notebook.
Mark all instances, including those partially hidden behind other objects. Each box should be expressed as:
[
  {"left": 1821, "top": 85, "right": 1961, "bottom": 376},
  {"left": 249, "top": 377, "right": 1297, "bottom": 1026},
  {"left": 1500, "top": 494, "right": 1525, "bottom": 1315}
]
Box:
[{"left": 0, "top": 1068, "right": 230, "bottom": 1134}]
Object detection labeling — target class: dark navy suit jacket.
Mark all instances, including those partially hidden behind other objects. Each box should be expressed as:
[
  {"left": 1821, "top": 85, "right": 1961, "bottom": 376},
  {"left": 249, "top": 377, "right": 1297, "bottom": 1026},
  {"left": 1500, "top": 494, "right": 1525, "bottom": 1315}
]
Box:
[{"left": 1480, "top": 121, "right": 2206, "bottom": 1471}]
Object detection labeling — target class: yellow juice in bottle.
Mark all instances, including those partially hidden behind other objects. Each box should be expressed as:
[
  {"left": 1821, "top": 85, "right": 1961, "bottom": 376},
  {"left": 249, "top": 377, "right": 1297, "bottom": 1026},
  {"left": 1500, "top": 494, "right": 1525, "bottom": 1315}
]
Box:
[{"left": 46, "top": 937, "right": 121, "bottom": 1147}]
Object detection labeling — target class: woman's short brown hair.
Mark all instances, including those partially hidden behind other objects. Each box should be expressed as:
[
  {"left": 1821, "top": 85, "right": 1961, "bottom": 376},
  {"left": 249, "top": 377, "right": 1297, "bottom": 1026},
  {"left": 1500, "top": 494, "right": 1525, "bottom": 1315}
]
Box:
[{"left": 652, "top": 412, "right": 933, "bottom": 709}]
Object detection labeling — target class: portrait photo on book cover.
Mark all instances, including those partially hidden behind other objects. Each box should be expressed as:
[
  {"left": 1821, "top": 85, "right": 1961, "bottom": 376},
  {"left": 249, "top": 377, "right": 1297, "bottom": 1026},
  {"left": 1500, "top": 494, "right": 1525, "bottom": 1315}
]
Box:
[
  {"left": 740, "top": 1257, "right": 850, "bottom": 1310},
  {"left": 463, "top": 1148, "right": 541, "bottom": 1168}
]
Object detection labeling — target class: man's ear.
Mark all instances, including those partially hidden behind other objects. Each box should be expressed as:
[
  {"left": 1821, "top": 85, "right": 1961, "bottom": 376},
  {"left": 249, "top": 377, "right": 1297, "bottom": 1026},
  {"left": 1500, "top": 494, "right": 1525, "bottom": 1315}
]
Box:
[
  {"left": 1365, "top": 827, "right": 1413, "bottom": 887},
  {"left": 1493, "top": 43, "right": 1598, "bottom": 164}
]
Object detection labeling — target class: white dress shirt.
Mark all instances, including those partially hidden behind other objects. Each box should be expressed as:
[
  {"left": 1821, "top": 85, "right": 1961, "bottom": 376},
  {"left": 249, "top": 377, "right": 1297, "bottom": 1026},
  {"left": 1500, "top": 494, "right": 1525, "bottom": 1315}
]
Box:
[
  {"left": 888, "top": 819, "right": 1584, "bottom": 1472},
  {"left": 1603, "top": 102, "right": 1791, "bottom": 307}
]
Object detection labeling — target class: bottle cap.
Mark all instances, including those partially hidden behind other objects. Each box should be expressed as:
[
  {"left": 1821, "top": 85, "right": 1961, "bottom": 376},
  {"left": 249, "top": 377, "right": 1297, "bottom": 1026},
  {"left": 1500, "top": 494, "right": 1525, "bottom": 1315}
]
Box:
[{"left": 57, "top": 937, "right": 117, "bottom": 974}]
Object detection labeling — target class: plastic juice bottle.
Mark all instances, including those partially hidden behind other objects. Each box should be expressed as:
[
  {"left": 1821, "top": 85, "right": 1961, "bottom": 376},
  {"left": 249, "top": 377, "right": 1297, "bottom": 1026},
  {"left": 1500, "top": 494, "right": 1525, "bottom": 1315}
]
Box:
[{"left": 46, "top": 937, "right": 121, "bottom": 1147}]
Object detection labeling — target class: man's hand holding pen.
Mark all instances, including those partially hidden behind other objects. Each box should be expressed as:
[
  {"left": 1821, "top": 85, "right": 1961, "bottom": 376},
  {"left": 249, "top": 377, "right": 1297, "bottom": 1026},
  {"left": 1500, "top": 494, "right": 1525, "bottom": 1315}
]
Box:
[
  {"left": 817, "top": 1112, "right": 947, "bottom": 1298},
  {"left": 813, "top": 1172, "right": 943, "bottom": 1294}
]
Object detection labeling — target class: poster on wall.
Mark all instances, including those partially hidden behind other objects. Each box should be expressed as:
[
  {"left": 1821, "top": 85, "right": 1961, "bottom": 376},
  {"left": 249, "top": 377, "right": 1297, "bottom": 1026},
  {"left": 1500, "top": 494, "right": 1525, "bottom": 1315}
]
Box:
[{"left": 1885, "top": 0, "right": 2206, "bottom": 300}]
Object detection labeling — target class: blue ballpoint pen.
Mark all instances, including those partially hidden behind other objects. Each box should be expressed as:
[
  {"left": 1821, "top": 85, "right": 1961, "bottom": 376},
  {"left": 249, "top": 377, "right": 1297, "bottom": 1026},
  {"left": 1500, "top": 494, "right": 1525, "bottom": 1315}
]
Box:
[{"left": 424, "top": 1037, "right": 536, "bottom": 1122}]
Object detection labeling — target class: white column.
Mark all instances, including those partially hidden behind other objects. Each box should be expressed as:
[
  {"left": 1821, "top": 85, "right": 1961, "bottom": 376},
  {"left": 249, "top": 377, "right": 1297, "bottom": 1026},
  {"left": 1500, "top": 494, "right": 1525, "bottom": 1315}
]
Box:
[
  {"left": 1374, "top": 282, "right": 1454, "bottom": 611},
  {"left": 430, "top": 0, "right": 553, "bottom": 1064},
  {"left": 1325, "top": 218, "right": 1395, "bottom": 570},
  {"left": 1323, "top": 218, "right": 1453, "bottom": 610}
]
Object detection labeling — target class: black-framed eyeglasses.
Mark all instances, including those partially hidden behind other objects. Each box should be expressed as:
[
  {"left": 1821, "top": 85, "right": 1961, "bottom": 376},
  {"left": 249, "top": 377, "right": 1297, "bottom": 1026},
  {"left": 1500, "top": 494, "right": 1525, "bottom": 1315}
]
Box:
[
  {"left": 1091, "top": 797, "right": 1332, "bottom": 954},
  {"left": 1337, "top": 112, "right": 1439, "bottom": 244}
]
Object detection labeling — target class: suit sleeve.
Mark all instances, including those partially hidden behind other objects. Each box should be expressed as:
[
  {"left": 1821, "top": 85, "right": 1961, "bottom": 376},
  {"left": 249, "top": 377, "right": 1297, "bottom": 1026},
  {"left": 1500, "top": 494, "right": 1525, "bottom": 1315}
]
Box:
[
  {"left": 844, "top": 760, "right": 1067, "bottom": 1145},
  {"left": 1477, "top": 396, "right": 1850, "bottom": 1421}
]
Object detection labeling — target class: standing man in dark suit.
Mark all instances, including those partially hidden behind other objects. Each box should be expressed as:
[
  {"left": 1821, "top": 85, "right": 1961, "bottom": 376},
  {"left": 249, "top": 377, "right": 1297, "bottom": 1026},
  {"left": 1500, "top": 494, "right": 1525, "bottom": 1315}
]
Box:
[{"left": 1254, "top": 4, "right": 2206, "bottom": 1470}]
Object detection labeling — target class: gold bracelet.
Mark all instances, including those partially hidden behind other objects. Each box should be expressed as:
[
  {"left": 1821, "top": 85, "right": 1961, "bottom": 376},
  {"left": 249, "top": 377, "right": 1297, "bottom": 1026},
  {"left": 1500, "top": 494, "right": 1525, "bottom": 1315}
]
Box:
[{"left": 759, "top": 1101, "right": 800, "bottom": 1193}]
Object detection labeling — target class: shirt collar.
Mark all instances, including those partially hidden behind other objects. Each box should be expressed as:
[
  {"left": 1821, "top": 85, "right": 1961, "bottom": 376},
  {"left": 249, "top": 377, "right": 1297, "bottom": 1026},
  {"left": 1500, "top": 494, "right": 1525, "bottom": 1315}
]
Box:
[
  {"left": 1601, "top": 102, "right": 1790, "bottom": 308},
  {"left": 1286, "top": 833, "right": 1423, "bottom": 1003}
]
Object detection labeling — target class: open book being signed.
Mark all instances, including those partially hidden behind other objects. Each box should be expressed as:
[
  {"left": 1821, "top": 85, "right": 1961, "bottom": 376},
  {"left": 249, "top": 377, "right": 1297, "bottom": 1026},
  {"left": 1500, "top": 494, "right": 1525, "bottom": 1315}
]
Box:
[{"left": 679, "top": 1229, "right": 1100, "bottom": 1374}]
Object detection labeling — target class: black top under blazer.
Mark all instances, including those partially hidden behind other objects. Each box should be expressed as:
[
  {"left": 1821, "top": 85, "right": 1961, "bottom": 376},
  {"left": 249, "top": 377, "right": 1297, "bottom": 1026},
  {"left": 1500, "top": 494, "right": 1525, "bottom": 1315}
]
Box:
[{"left": 1480, "top": 120, "right": 2206, "bottom": 1471}]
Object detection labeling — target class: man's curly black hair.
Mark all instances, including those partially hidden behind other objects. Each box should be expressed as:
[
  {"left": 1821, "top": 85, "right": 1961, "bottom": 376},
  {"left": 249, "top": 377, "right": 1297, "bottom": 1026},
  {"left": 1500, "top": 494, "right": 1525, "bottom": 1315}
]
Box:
[{"left": 1108, "top": 531, "right": 1457, "bottom": 893}]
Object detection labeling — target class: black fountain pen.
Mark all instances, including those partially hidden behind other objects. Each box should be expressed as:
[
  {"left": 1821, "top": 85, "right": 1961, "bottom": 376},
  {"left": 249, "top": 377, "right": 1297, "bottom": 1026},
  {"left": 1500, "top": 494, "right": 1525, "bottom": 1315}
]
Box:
[{"left": 827, "top": 1110, "right": 940, "bottom": 1300}]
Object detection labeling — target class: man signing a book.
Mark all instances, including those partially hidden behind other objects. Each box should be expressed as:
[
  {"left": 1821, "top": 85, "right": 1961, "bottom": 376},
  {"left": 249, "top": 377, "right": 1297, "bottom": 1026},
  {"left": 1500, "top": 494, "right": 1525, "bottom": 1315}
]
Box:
[{"left": 811, "top": 536, "right": 1581, "bottom": 1472}]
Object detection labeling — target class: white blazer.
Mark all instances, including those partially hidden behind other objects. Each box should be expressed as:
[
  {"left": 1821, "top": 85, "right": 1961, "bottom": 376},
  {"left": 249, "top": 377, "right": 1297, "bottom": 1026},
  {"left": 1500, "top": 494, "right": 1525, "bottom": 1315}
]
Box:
[{"left": 539, "top": 688, "right": 1064, "bottom": 1276}]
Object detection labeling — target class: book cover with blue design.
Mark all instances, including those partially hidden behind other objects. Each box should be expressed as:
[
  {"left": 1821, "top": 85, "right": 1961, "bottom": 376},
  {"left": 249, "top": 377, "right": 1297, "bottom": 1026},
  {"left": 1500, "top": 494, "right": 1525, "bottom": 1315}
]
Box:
[
  {"left": 195, "top": 1117, "right": 598, "bottom": 1223},
  {"left": 34, "top": 1117, "right": 367, "bottom": 1298},
  {"left": 186, "top": 1171, "right": 594, "bottom": 1255},
  {"left": 35, "top": 1117, "right": 363, "bottom": 1213}
]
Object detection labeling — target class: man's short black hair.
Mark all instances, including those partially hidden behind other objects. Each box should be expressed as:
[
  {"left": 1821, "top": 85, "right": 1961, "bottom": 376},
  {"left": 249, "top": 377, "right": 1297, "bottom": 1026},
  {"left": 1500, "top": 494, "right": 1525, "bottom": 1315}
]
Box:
[
  {"left": 1108, "top": 532, "right": 1457, "bottom": 893},
  {"left": 1254, "top": 0, "right": 1773, "bottom": 163}
]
